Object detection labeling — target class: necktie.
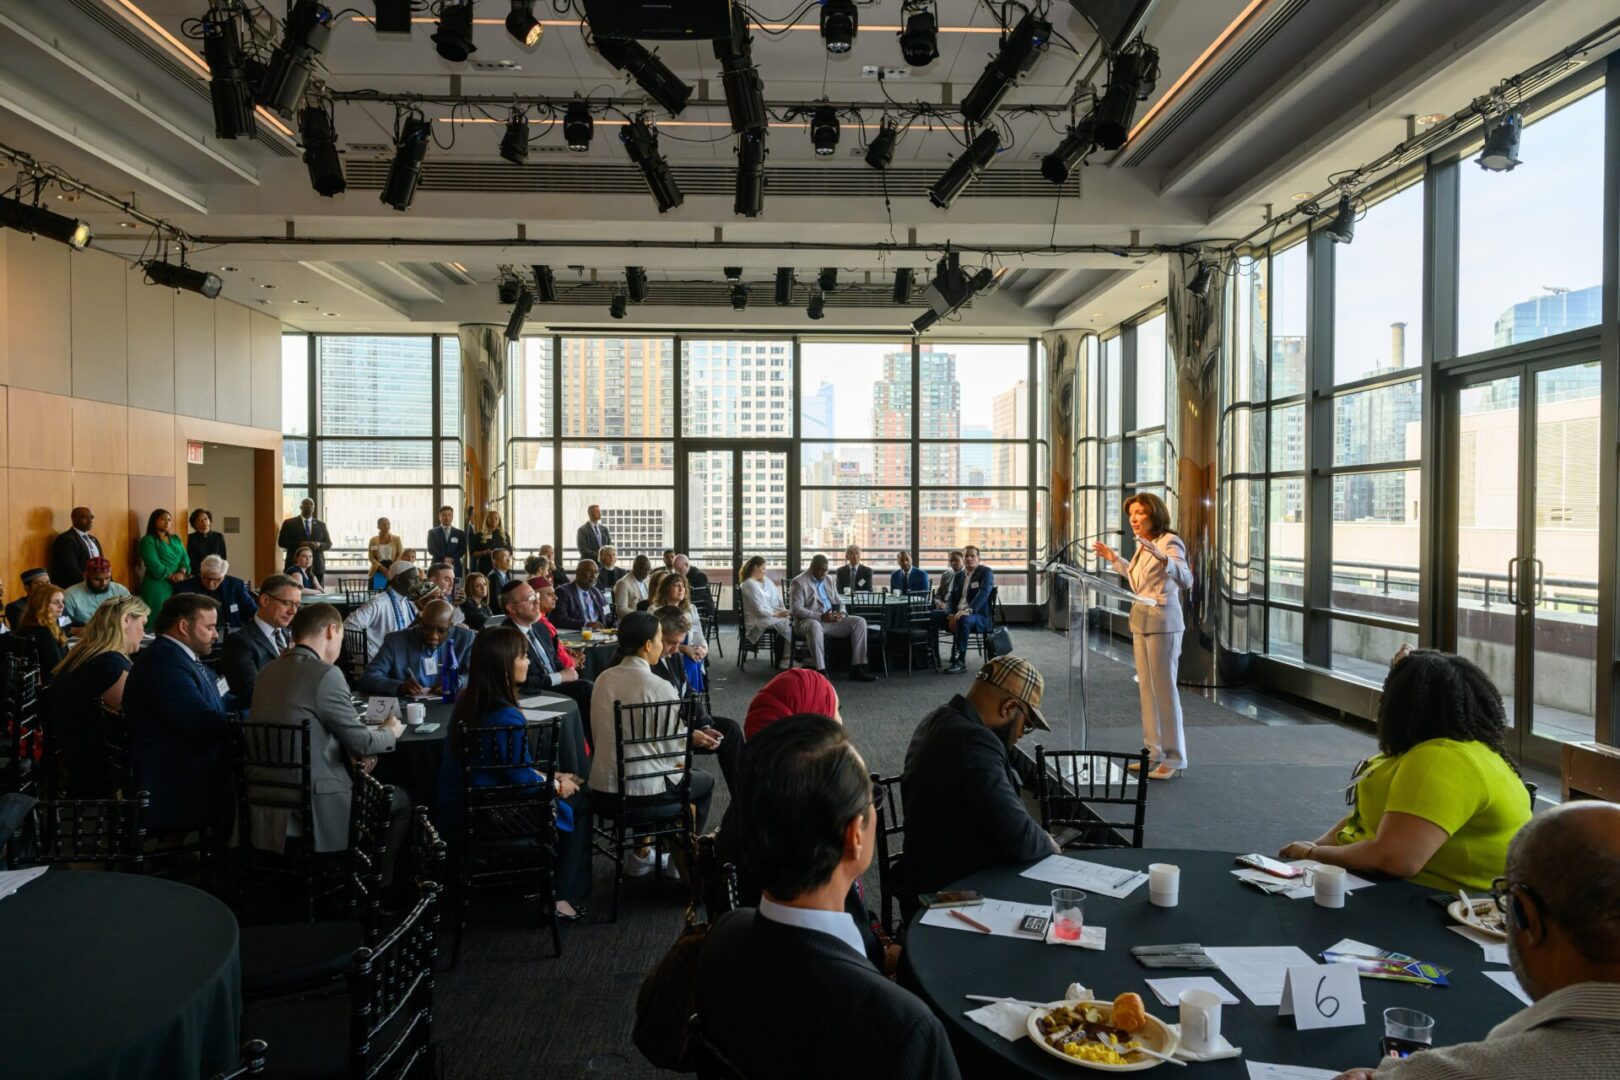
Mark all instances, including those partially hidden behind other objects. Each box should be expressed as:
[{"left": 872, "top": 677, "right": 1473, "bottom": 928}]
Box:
[
  {"left": 303, "top": 517, "right": 311, "bottom": 538},
  {"left": 529, "top": 627, "right": 554, "bottom": 673},
  {"left": 275, "top": 628, "right": 290, "bottom": 651}
]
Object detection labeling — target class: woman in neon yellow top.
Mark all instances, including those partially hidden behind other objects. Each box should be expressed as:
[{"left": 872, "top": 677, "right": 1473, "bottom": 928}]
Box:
[{"left": 1278, "top": 650, "right": 1530, "bottom": 894}]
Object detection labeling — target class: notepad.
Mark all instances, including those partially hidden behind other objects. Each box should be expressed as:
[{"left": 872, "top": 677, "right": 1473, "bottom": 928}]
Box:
[
  {"left": 1019, "top": 854, "right": 1149, "bottom": 898},
  {"left": 918, "top": 898, "right": 1054, "bottom": 939}
]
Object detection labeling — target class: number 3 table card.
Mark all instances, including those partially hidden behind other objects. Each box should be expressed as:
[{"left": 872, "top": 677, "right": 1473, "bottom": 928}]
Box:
[{"left": 1279, "top": 963, "right": 1365, "bottom": 1031}]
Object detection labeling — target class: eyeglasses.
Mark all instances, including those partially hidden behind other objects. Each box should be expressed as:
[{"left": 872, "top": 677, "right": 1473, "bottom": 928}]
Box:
[
  {"left": 263, "top": 594, "right": 302, "bottom": 610},
  {"left": 1490, "top": 876, "right": 1514, "bottom": 915}
]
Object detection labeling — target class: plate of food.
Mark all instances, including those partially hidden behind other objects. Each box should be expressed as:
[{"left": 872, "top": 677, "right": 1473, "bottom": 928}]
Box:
[
  {"left": 1447, "top": 897, "right": 1507, "bottom": 939},
  {"left": 1027, "top": 993, "right": 1178, "bottom": 1070}
]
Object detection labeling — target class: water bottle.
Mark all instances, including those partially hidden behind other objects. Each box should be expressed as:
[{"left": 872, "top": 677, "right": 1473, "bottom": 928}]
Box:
[{"left": 439, "top": 646, "right": 458, "bottom": 703}]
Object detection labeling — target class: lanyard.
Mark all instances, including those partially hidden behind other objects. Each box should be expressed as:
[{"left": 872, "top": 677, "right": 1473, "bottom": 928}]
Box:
[{"left": 386, "top": 590, "right": 411, "bottom": 632}]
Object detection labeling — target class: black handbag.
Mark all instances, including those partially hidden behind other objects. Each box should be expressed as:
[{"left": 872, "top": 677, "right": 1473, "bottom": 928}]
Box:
[{"left": 987, "top": 626, "right": 1014, "bottom": 659}]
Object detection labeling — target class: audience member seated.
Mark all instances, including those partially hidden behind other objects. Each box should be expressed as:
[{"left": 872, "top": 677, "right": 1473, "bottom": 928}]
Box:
[
  {"left": 789, "top": 555, "right": 876, "bottom": 682},
  {"left": 577, "top": 503, "right": 611, "bottom": 564},
  {"left": 1332, "top": 801, "right": 1620, "bottom": 1080},
  {"left": 5, "top": 568, "right": 49, "bottom": 630},
  {"left": 651, "top": 605, "right": 741, "bottom": 791},
  {"left": 62, "top": 556, "right": 130, "bottom": 628},
  {"left": 248, "top": 602, "right": 410, "bottom": 880},
  {"left": 487, "top": 548, "right": 515, "bottom": 596},
  {"left": 499, "top": 579, "right": 592, "bottom": 714},
  {"left": 896, "top": 655, "right": 1057, "bottom": 923},
  {"left": 345, "top": 563, "right": 424, "bottom": 657},
  {"left": 137, "top": 508, "right": 190, "bottom": 623},
  {"left": 286, "top": 544, "right": 324, "bottom": 592},
  {"left": 460, "top": 572, "right": 494, "bottom": 630},
  {"left": 673, "top": 552, "right": 709, "bottom": 593},
  {"left": 934, "top": 549, "right": 964, "bottom": 606},
  {"left": 186, "top": 508, "right": 226, "bottom": 573},
  {"left": 932, "top": 544, "right": 994, "bottom": 674},
  {"left": 367, "top": 516, "right": 401, "bottom": 591},
  {"left": 469, "top": 509, "right": 511, "bottom": 576},
  {"left": 589, "top": 612, "right": 720, "bottom": 876},
  {"left": 1279, "top": 650, "right": 1532, "bottom": 894},
  {"left": 436, "top": 626, "right": 591, "bottom": 921},
  {"left": 597, "top": 544, "right": 626, "bottom": 589},
  {"left": 660, "top": 549, "right": 676, "bottom": 571},
  {"left": 426, "top": 562, "right": 466, "bottom": 624},
  {"left": 744, "top": 667, "right": 840, "bottom": 742},
  {"left": 835, "top": 544, "right": 873, "bottom": 594},
  {"left": 427, "top": 504, "right": 467, "bottom": 578},
  {"left": 696, "top": 716, "right": 961, "bottom": 1080},
  {"left": 651, "top": 572, "right": 705, "bottom": 673},
  {"left": 16, "top": 582, "right": 70, "bottom": 679},
  {"left": 174, "top": 555, "right": 258, "bottom": 630},
  {"left": 277, "top": 497, "right": 332, "bottom": 578},
  {"left": 523, "top": 554, "right": 553, "bottom": 587},
  {"left": 50, "top": 505, "right": 104, "bottom": 589},
  {"left": 222, "top": 575, "right": 299, "bottom": 708},
  {"left": 535, "top": 544, "right": 561, "bottom": 583},
  {"left": 639, "top": 568, "right": 671, "bottom": 613},
  {"left": 359, "top": 599, "right": 474, "bottom": 698},
  {"left": 554, "top": 559, "right": 614, "bottom": 630},
  {"left": 738, "top": 556, "right": 790, "bottom": 664},
  {"left": 891, "top": 549, "right": 929, "bottom": 594},
  {"left": 125, "top": 594, "right": 232, "bottom": 834},
  {"left": 47, "top": 595, "right": 149, "bottom": 797},
  {"left": 613, "top": 554, "right": 652, "bottom": 614}
]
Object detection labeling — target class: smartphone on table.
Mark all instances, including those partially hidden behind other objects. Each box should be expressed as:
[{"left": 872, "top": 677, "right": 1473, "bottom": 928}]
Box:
[
  {"left": 920, "top": 890, "right": 984, "bottom": 909},
  {"left": 1381, "top": 1037, "right": 1431, "bottom": 1060},
  {"left": 1235, "top": 853, "right": 1305, "bottom": 879}
]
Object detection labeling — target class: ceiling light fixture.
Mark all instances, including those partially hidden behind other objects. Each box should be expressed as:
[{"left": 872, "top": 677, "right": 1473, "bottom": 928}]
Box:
[
  {"left": 625, "top": 266, "right": 649, "bottom": 303},
  {"left": 960, "top": 10, "right": 1051, "bottom": 125},
  {"left": 1417, "top": 113, "right": 1448, "bottom": 125},
  {"left": 807, "top": 291, "right": 826, "bottom": 320},
  {"left": 910, "top": 308, "right": 939, "bottom": 334},
  {"left": 505, "top": 0, "right": 542, "bottom": 48},
  {"left": 432, "top": 0, "right": 477, "bottom": 62},
  {"left": 381, "top": 109, "right": 432, "bottom": 211},
  {"left": 505, "top": 287, "right": 533, "bottom": 340},
  {"left": 1040, "top": 118, "right": 1095, "bottom": 185},
  {"left": 733, "top": 129, "right": 766, "bottom": 218},
  {"left": 1289, "top": 191, "right": 1313, "bottom": 201},
  {"left": 200, "top": 2, "right": 255, "bottom": 139},
  {"left": 820, "top": 0, "right": 857, "bottom": 54},
  {"left": 0, "top": 195, "right": 92, "bottom": 250},
  {"left": 818, "top": 267, "right": 838, "bottom": 293},
  {"left": 500, "top": 108, "right": 529, "bottom": 164},
  {"left": 724, "top": 266, "right": 743, "bottom": 283},
  {"left": 143, "top": 257, "right": 223, "bottom": 298},
  {"left": 620, "top": 117, "right": 683, "bottom": 213},
  {"left": 929, "top": 126, "right": 1001, "bottom": 209},
  {"left": 498, "top": 276, "right": 521, "bottom": 304},
  {"left": 299, "top": 104, "right": 347, "bottom": 196},
  {"left": 257, "top": 0, "right": 335, "bottom": 118},
  {"left": 865, "top": 117, "right": 898, "bottom": 170},
  {"left": 730, "top": 283, "right": 749, "bottom": 310},
  {"left": 563, "top": 99, "right": 594, "bottom": 150},
  {"left": 595, "top": 38, "right": 692, "bottom": 116},
  {"left": 1476, "top": 112, "right": 1522, "bottom": 172},
  {"left": 810, "top": 104, "right": 840, "bottom": 156},
  {"left": 1325, "top": 192, "right": 1356, "bottom": 244},
  {"left": 899, "top": 1, "right": 939, "bottom": 66},
  {"left": 893, "top": 267, "right": 913, "bottom": 304},
  {"left": 774, "top": 267, "right": 795, "bottom": 305},
  {"left": 1092, "top": 38, "right": 1160, "bottom": 150},
  {"left": 1186, "top": 260, "right": 1214, "bottom": 299},
  {"left": 532, "top": 264, "right": 557, "bottom": 302},
  {"left": 714, "top": 10, "right": 767, "bottom": 134},
  {"left": 609, "top": 292, "right": 627, "bottom": 319},
  {"left": 373, "top": 0, "right": 412, "bottom": 34}
]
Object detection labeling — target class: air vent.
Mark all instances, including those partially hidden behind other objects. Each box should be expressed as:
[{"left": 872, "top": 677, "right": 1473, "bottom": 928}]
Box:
[
  {"left": 346, "top": 142, "right": 391, "bottom": 154},
  {"left": 537, "top": 281, "right": 952, "bottom": 311}
]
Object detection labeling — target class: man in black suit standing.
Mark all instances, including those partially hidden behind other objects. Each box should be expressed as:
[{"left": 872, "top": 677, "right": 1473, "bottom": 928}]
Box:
[
  {"left": 221, "top": 574, "right": 301, "bottom": 708},
  {"left": 835, "top": 544, "right": 874, "bottom": 594},
  {"left": 696, "top": 717, "right": 960, "bottom": 1080},
  {"left": 50, "top": 506, "right": 104, "bottom": 588},
  {"left": 576, "top": 503, "right": 610, "bottom": 565},
  {"left": 277, "top": 498, "right": 333, "bottom": 579},
  {"left": 426, "top": 505, "right": 467, "bottom": 578}
]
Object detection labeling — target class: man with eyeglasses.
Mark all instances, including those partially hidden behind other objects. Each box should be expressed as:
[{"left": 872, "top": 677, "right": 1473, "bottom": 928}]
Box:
[
  {"left": 1333, "top": 801, "right": 1620, "bottom": 1080},
  {"left": 500, "top": 578, "right": 593, "bottom": 714},
  {"left": 222, "top": 574, "right": 301, "bottom": 708}
]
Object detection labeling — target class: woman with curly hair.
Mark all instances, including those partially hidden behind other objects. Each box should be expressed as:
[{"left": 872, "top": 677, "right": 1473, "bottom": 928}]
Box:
[{"left": 1277, "top": 649, "right": 1531, "bottom": 893}]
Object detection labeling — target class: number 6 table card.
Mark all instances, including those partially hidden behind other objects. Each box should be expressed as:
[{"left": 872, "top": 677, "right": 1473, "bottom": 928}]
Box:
[{"left": 1278, "top": 963, "right": 1365, "bottom": 1031}]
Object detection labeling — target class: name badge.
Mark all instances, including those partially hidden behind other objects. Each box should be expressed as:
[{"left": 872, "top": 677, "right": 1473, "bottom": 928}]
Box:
[
  {"left": 216, "top": 675, "right": 230, "bottom": 697},
  {"left": 229, "top": 603, "right": 239, "bottom": 613},
  {"left": 58, "top": 615, "right": 72, "bottom": 627},
  {"left": 422, "top": 656, "right": 440, "bottom": 677}
]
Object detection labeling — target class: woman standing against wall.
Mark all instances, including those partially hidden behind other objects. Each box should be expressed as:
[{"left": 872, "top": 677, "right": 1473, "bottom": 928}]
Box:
[{"left": 138, "top": 509, "right": 190, "bottom": 627}]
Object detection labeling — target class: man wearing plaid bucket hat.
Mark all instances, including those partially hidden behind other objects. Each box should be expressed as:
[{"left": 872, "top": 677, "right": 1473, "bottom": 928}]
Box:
[{"left": 893, "top": 654, "right": 1061, "bottom": 922}]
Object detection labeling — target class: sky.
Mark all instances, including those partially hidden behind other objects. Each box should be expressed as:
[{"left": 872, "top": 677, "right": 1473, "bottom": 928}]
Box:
[{"left": 798, "top": 340, "right": 1030, "bottom": 438}]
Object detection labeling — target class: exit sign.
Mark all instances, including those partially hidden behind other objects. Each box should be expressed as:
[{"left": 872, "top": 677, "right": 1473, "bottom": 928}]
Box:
[{"left": 186, "top": 441, "right": 205, "bottom": 465}]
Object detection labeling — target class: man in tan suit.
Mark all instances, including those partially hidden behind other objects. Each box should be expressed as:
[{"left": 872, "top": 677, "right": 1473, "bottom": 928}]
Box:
[{"left": 789, "top": 555, "right": 876, "bottom": 682}]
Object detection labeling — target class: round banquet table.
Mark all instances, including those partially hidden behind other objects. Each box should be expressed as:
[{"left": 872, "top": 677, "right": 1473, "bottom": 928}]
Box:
[
  {"left": 900, "top": 848, "right": 1520, "bottom": 1078},
  {"left": 556, "top": 630, "right": 619, "bottom": 680},
  {"left": 0, "top": 870, "right": 241, "bottom": 1079}
]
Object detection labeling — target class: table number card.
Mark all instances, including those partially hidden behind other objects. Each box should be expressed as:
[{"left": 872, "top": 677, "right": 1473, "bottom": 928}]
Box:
[
  {"left": 1278, "top": 963, "right": 1364, "bottom": 1031},
  {"left": 365, "top": 696, "right": 400, "bottom": 723}
]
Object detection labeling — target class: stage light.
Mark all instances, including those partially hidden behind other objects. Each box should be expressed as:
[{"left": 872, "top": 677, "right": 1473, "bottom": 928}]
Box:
[
  {"left": 498, "top": 276, "right": 521, "bottom": 305},
  {"left": 500, "top": 109, "right": 529, "bottom": 165},
  {"left": 0, "top": 195, "right": 92, "bottom": 250},
  {"left": 1325, "top": 193, "right": 1356, "bottom": 245},
  {"left": 609, "top": 293, "right": 627, "bottom": 319},
  {"left": 810, "top": 105, "right": 840, "bottom": 157},
  {"left": 893, "top": 267, "right": 913, "bottom": 304},
  {"left": 734, "top": 129, "right": 766, "bottom": 218},
  {"left": 381, "top": 111, "right": 432, "bottom": 211},
  {"left": 911, "top": 308, "right": 939, "bottom": 334},
  {"left": 1092, "top": 40, "right": 1159, "bottom": 150},
  {"left": 619, "top": 117, "right": 684, "bottom": 213},
  {"left": 564, "top": 100, "right": 594, "bottom": 151},
  {"left": 505, "top": 287, "right": 534, "bottom": 340},
  {"left": 724, "top": 266, "right": 743, "bottom": 283},
  {"left": 774, "top": 267, "right": 795, "bottom": 305},
  {"left": 626, "top": 266, "right": 649, "bottom": 303},
  {"left": 818, "top": 267, "right": 838, "bottom": 293},
  {"left": 200, "top": 3, "right": 255, "bottom": 139},
  {"left": 373, "top": 0, "right": 412, "bottom": 34},
  {"left": 929, "top": 127, "right": 1001, "bottom": 209},
  {"left": 714, "top": 10, "right": 767, "bottom": 134},
  {"left": 899, "top": 2, "right": 939, "bottom": 66},
  {"left": 257, "top": 0, "right": 334, "bottom": 118},
  {"left": 1186, "top": 260, "right": 1214, "bottom": 299},
  {"left": 432, "top": 0, "right": 476, "bottom": 62},
  {"left": 960, "top": 10, "right": 1050, "bottom": 124},
  {"left": 1041, "top": 118, "right": 1095, "bottom": 185},
  {"left": 1477, "top": 112, "right": 1522, "bottom": 171},
  {"left": 142, "top": 258, "right": 223, "bottom": 298},
  {"left": 730, "top": 283, "right": 749, "bottom": 310},
  {"left": 807, "top": 292, "right": 826, "bottom": 320},
  {"left": 595, "top": 38, "right": 692, "bottom": 116},
  {"left": 505, "top": 0, "right": 542, "bottom": 48},
  {"left": 532, "top": 264, "right": 557, "bottom": 302},
  {"left": 821, "top": 0, "right": 857, "bottom": 54},
  {"left": 299, "top": 105, "right": 346, "bottom": 196},
  {"left": 865, "top": 118, "right": 898, "bottom": 171}
]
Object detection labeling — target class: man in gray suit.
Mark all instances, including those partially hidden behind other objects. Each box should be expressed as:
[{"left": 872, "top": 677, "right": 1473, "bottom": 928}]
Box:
[
  {"left": 248, "top": 602, "right": 411, "bottom": 879},
  {"left": 789, "top": 555, "right": 876, "bottom": 682},
  {"left": 358, "top": 599, "right": 474, "bottom": 697}
]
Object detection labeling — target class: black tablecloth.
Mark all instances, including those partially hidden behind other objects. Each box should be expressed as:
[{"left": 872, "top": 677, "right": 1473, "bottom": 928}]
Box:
[
  {"left": 1, "top": 871, "right": 241, "bottom": 1079},
  {"left": 556, "top": 632, "right": 618, "bottom": 680},
  {"left": 900, "top": 848, "right": 1519, "bottom": 1078},
  {"left": 371, "top": 695, "right": 588, "bottom": 810}
]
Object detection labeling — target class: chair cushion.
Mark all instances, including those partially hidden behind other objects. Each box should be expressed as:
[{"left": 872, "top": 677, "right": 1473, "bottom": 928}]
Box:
[{"left": 239, "top": 920, "right": 362, "bottom": 998}]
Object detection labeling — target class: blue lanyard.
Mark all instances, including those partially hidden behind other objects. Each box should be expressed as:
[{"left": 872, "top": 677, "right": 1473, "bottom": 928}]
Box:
[{"left": 386, "top": 590, "right": 411, "bottom": 632}]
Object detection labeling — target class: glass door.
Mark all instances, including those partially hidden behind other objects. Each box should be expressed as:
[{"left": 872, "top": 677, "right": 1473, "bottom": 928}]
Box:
[
  {"left": 681, "top": 442, "right": 792, "bottom": 596},
  {"left": 1445, "top": 359, "right": 1602, "bottom": 766}
]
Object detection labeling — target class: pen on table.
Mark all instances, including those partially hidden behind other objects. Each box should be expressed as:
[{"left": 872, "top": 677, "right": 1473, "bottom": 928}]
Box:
[{"left": 949, "top": 908, "right": 994, "bottom": 934}]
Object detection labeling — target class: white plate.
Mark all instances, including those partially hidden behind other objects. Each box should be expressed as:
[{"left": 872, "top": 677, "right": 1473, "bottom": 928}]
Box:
[
  {"left": 1447, "top": 899, "right": 1507, "bottom": 940},
  {"left": 1026, "top": 1000, "right": 1179, "bottom": 1071}
]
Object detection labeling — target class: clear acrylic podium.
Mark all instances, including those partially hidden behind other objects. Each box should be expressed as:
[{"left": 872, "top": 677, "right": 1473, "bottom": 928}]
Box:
[{"left": 1033, "top": 561, "right": 1155, "bottom": 752}]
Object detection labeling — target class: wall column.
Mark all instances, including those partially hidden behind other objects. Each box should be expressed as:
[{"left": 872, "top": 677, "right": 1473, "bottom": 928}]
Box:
[{"left": 457, "top": 324, "right": 505, "bottom": 523}]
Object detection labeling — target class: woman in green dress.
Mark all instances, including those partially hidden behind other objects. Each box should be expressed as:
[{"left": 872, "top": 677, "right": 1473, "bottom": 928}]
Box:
[{"left": 138, "top": 508, "right": 189, "bottom": 626}]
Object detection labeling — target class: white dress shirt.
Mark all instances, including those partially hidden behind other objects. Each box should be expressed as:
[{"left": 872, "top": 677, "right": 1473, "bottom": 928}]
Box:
[
  {"left": 758, "top": 896, "right": 868, "bottom": 961},
  {"left": 77, "top": 528, "right": 100, "bottom": 557},
  {"left": 344, "top": 589, "right": 417, "bottom": 656}
]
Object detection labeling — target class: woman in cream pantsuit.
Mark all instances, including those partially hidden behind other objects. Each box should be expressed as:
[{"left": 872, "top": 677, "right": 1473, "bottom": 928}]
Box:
[{"left": 1093, "top": 492, "right": 1192, "bottom": 780}]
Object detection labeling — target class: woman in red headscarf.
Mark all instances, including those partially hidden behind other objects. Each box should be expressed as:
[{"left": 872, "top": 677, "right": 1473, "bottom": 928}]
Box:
[{"left": 743, "top": 668, "right": 841, "bottom": 742}]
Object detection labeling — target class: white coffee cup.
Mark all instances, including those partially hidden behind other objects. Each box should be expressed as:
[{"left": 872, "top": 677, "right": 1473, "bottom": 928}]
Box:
[
  {"left": 1178, "top": 989, "right": 1223, "bottom": 1054},
  {"left": 405, "top": 702, "right": 426, "bottom": 726},
  {"left": 1314, "top": 864, "right": 1347, "bottom": 908},
  {"left": 1148, "top": 862, "right": 1180, "bottom": 907}
]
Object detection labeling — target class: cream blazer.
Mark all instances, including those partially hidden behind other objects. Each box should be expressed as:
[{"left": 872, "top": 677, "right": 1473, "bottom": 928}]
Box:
[{"left": 1110, "top": 532, "right": 1192, "bottom": 635}]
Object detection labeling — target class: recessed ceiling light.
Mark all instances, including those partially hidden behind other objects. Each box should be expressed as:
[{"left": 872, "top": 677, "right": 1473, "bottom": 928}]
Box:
[
  {"left": 1418, "top": 113, "right": 1447, "bottom": 125},
  {"left": 324, "top": 312, "right": 340, "bottom": 317},
  {"left": 1091, "top": 312, "right": 1104, "bottom": 319},
  {"left": 259, "top": 283, "right": 277, "bottom": 289},
  {"left": 292, "top": 298, "right": 310, "bottom": 304},
  {"left": 1290, "top": 191, "right": 1313, "bottom": 201},
  {"left": 117, "top": 221, "right": 137, "bottom": 228},
  {"left": 1139, "top": 281, "right": 1158, "bottom": 290},
  {"left": 220, "top": 265, "right": 239, "bottom": 272}
]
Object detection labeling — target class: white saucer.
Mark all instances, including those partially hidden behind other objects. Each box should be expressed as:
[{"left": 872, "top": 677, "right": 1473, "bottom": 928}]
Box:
[{"left": 1164, "top": 1024, "right": 1241, "bottom": 1062}]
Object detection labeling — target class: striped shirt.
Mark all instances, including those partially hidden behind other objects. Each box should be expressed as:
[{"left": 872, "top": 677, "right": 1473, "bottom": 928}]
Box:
[{"left": 1375, "top": 982, "right": 1620, "bottom": 1079}]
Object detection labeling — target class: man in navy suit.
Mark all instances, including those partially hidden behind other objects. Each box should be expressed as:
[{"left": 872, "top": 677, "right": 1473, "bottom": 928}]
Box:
[
  {"left": 359, "top": 599, "right": 474, "bottom": 697},
  {"left": 890, "top": 549, "right": 930, "bottom": 594},
  {"left": 932, "top": 544, "right": 995, "bottom": 673},
  {"left": 552, "top": 559, "right": 614, "bottom": 630},
  {"left": 427, "top": 505, "right": 467, "bottom": 578},
  {"left": 174, "top": 555, "right": 258, "bottom": 631},
  {"left": 125, "top": 593, "right": 234, "bottom": 833}
]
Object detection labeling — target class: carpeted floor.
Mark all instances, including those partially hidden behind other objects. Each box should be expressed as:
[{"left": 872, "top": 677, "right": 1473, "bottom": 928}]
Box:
[{"left": 428, "top": 626, "right": 1546, "bottom": 1078}]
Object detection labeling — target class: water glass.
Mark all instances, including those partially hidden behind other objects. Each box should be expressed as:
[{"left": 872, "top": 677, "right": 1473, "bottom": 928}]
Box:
[
  {"left": 1383, "top": 1007, "right": 1435, "bottom": 1045},
  {"left": 1050, "top": 888, "right": 1087, "bottom": 941}
]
